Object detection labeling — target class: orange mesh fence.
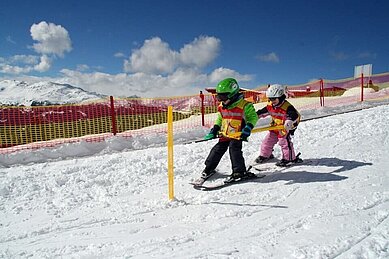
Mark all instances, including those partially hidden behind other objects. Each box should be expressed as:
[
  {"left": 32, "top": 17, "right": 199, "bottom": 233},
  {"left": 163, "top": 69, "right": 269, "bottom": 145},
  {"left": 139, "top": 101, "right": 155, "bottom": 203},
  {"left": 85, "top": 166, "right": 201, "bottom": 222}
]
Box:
[
  {"left": 0, "top": 100, "right": 113, "bottom": 151},
  {"left": 267, "top": 72, "right": 389, "bottom": 111},
  {"left": 112, "top": 94, "right": 217, "bottom": 138},
  {"left": 0, "top": 94, "right": 221, "bottom": 153},
  {"left": 1, "top": 72, "right": 389, "bottom": 154}
]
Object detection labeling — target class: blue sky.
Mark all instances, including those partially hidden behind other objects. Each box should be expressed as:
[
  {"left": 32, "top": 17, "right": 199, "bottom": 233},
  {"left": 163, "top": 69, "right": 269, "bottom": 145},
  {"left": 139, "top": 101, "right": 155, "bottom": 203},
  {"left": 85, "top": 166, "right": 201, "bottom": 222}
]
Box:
[{"left": 1, "top": 0, "right": 389, "bottom": 97}]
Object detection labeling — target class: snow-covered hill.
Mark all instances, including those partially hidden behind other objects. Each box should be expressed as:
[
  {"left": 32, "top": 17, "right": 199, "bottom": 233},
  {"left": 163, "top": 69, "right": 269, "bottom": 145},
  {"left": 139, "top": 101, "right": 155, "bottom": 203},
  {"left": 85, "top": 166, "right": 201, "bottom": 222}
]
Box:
[
  {"left": 0, "top": 80, "right": 106, "bottom": 106},
  {"left": 0, "top": 103, "right": 388, "bottom": 258}
]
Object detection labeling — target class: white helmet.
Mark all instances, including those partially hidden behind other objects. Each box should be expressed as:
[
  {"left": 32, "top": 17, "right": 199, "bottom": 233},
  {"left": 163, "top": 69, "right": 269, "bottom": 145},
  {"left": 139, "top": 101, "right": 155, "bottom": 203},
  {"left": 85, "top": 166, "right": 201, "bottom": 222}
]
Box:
[{"left": 266, "top": 84, "right": 285, "bottom": 98}]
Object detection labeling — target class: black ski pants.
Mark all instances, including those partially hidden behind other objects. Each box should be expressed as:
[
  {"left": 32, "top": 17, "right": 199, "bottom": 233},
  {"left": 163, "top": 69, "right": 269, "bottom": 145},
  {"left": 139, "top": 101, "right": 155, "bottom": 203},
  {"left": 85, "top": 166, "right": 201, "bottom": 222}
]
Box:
[{"left": 205, "top": 139, "right": 246, "bottom": 173}]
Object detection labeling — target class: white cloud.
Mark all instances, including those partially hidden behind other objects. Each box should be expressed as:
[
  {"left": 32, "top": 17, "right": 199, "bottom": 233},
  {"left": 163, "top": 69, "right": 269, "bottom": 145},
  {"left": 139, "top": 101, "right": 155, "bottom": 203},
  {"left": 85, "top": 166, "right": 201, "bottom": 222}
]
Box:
[
  {"left": 30, "top": 21, "right": 72, "bottom": 57},
  {"left": 0, "top": 22, "right": 72, "bottom": 75},
  {"left": 46, "top": 66, "right": 252, "bottom": 97},
  {"left": 0, "top": 55, "right": 40, "bottom": 74},
  {"left": 114, "top": 52, "right": 126, "bottom": 58},
  {"left": 2, "top": 64, "right": 252, "bottom": 97},
  {"left": 124, "top": 37, "right": 177, "bottom": 74},
  {"left": 124, "top": 36, "right": 220, "bottom": 74},
  {"left": 57, "top": 68, "right": 202, "bottom": 97},
  {"left": 34, "top": 55, "right": 51, "bottom": 72},
  {"left": 76, "top": 64, "right": 90, "bottom": 72},
  {"left": 9, "top": 55, "right": 39, "bottom": 65},
  {"left": 257, "top": 52, "right": 280, "bottom": 63},
  {"left": 209, "top": 67, "right": 253, "bottom": 84},
  {"left": 179, "top": 36, "right": 220, "bottom": 67},
  {"left": 0, "top": 64, "right": 33, "bottom": 74},
  {"left": 2, "top": 32, "right": 253, "bottom": 97},
  {"left": 0, "top": 54, "right": 51, "bottom": 74}
]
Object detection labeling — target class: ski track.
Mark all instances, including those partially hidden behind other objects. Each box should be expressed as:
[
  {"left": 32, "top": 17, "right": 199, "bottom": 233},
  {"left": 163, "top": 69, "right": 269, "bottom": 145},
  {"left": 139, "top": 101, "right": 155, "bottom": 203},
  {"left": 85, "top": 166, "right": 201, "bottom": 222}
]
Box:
[{"left": 1, "top": 105, "right": 389, "bottom": 258}]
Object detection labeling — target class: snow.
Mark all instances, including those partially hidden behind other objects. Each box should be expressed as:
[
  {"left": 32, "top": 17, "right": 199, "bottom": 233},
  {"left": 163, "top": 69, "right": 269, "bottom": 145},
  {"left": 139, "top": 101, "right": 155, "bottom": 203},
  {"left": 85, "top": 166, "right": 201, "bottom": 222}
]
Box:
[
  {"left": 341, "top": 87, "right": 376, "bottom": 97},
  {"left": 0, "top": 80, "right": 105, "bottom": 106},
  {"left": 0, "top": 87, "right": 389, "bottom": 258}
]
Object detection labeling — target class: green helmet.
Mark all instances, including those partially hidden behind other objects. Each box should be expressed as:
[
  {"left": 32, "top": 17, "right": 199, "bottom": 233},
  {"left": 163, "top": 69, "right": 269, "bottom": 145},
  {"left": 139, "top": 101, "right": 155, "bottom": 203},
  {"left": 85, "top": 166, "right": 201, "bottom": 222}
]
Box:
[{"left": 216, "top": 78, "right": 240, "bottom": 99}]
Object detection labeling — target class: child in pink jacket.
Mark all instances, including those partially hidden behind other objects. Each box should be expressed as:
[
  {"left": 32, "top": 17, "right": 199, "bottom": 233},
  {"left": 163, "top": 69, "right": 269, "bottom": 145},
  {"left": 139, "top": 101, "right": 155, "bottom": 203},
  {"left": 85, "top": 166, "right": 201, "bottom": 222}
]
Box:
[{"left": 256, "top": 84, "right": 302, "bottom": 167}]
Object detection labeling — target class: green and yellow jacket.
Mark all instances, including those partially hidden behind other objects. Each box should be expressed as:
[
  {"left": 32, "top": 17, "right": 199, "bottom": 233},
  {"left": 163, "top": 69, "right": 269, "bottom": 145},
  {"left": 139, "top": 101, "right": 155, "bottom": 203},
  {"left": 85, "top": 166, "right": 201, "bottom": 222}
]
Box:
[{"left": 214, "top": 95, "right": 258, "bottom": 137}]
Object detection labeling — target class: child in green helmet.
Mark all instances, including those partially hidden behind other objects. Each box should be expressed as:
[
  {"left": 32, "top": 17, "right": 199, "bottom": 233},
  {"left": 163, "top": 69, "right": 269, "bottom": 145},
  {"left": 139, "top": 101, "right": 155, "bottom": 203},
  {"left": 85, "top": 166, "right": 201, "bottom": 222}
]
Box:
[{"left": 195, "top": 78, "right": 258, "bottom": 185}]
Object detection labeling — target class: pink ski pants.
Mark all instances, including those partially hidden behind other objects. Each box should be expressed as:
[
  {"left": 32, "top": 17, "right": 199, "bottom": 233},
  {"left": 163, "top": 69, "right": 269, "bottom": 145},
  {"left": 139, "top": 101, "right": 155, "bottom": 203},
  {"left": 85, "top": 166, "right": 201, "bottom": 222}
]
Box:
[{"left": 260, "top": 131, "right": 296, "bottom": 161}]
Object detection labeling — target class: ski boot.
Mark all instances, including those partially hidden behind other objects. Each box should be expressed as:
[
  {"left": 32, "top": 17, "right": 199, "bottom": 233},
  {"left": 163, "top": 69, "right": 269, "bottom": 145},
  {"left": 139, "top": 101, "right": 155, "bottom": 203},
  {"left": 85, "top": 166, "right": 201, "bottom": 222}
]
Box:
[
  {"left": 276, "top": 153, "right": 303, "bottom": 167},
  {"left": 254, "top": 154, "right": 274, "bottom": 164},
  {"left": 192, "top": 169, "right": 216, "bottom": 186},
  {"left": 225, "top": 171, "right": 256, "bottom": 183}
]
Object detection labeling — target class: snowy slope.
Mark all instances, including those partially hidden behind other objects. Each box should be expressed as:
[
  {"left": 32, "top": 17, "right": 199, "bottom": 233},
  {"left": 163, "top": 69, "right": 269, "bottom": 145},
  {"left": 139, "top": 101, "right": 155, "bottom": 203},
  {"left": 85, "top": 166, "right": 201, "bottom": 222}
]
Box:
[
  {"left": 0, "top": 104, "right": 388, "bottom": 258},
  {"left": 0, "top": 80, "right": 105, "bottom": 106}
]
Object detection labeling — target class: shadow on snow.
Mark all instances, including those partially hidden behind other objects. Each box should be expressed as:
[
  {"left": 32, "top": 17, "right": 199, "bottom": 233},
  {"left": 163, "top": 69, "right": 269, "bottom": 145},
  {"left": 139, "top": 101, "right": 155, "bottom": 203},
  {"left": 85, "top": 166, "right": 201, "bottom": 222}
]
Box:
[{"left": 261, "top": 157, "right": 373, "bottom": 185}]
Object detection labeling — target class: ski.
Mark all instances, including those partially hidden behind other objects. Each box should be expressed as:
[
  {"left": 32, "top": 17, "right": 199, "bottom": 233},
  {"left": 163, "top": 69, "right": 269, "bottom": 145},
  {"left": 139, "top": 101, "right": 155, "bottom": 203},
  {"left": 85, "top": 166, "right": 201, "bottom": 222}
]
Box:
[
  {"left": 190, "top": 177, "right": 207, "bottom": 187},
  {"left": 249, "top": 152, "right": 303, "bottom": 171},
  {"left": 191, "top": 173, "right": 266, "bottom": 191},
  {"left": 189, "top": 170, "right": 217, "bottom": 186},
  {"left": 249, "top": 163, "right": 282, "bottom": 172}
]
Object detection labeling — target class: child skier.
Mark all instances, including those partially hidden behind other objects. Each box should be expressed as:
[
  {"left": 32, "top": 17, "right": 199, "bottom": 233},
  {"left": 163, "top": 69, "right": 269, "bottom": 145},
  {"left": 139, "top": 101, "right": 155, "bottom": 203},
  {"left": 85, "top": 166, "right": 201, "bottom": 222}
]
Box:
[
  {"left": 255, "top": 84, "right": 302, "bottom": 167},
  {"left": 196, "top": 78, "right": 258, "bottom": 184}
]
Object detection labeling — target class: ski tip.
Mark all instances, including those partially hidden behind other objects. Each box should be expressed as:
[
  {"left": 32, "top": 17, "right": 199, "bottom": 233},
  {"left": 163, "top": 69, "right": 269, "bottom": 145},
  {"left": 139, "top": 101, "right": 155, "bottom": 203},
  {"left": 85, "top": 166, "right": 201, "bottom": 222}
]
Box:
[
  {"left": 189, "top": 182, "right": 201, "bottom": 186},
  {"left": 193, "top": 186, "right": 206, "bottom": 190}
]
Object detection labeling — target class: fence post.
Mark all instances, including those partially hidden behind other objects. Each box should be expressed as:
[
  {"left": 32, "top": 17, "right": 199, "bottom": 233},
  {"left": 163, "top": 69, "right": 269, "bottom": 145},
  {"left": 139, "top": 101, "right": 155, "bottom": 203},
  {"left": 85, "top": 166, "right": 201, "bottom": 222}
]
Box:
[
  {"left": 200, "top": 91, "right": 205, "bottom": 127},
  {"left": 110, "top": 96, "right": 117, "bottom": 135},
  {"left": 320, "top": 79, "right": 324, "bottom": 107},
  {"left": 360, "top": 73, "right": 364, "bottom": 102}
]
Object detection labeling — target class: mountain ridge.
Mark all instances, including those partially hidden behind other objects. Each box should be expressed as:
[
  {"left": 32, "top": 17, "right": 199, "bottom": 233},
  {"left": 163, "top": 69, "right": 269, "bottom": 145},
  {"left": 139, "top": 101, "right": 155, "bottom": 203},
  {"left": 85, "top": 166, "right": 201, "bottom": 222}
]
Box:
[{"left": 0, "top": 80, "right": 107, "bottom": 106}]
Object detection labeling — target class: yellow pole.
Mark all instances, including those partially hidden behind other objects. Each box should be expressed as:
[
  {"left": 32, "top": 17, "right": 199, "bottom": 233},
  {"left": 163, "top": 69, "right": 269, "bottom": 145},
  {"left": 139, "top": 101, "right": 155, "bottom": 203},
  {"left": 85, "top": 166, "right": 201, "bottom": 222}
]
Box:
[
  {"left": 167, "top": 106, "right": 174, "bottom": 200},
  {"left": 251, "top": 124, "right": 285, "bottom": 134},
  {"left": 223, "top": 125, "right": 285, "bottom": 139}
]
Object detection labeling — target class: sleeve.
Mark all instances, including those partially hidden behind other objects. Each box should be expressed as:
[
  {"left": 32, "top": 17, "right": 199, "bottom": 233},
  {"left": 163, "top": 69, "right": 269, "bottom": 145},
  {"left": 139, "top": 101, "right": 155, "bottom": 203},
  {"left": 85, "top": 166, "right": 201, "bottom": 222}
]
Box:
[
  {"left": 286, "top": 105, "right": 299, "bottom": 121},
  {"left": 244, "top": 102, "right": 259, "bottom": 127},
  {"left": 214, "top": 112, "right": 222, "bottom": 127},
  {"left": 256, "top": 106, "right": 269, "bottom": 117}
]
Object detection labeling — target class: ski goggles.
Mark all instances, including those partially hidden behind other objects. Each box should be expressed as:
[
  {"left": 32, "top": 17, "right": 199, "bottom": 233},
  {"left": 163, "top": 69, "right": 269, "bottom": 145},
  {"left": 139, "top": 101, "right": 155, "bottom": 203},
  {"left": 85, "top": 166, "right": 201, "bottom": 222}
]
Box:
[{"left": 216, "top": 93, "right": 229, "bottom": 101}]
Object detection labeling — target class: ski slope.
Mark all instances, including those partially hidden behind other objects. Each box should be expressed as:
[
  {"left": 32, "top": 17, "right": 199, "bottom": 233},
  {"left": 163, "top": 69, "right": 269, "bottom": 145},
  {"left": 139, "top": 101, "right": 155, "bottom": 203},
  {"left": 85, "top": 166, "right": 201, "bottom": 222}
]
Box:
[{"left": 0, "top": 104, "right": 388, "bottom": 258}]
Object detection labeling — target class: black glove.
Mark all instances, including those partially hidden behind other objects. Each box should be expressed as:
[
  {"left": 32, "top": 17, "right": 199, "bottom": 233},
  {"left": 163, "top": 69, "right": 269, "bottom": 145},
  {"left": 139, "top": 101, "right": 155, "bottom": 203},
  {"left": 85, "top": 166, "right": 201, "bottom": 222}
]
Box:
[
  {"left": 240, "top": 123, "right": 254, "bottom": 141},
  {"left": 204, "top": 125, "right": 221, "bottom": 140}
]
